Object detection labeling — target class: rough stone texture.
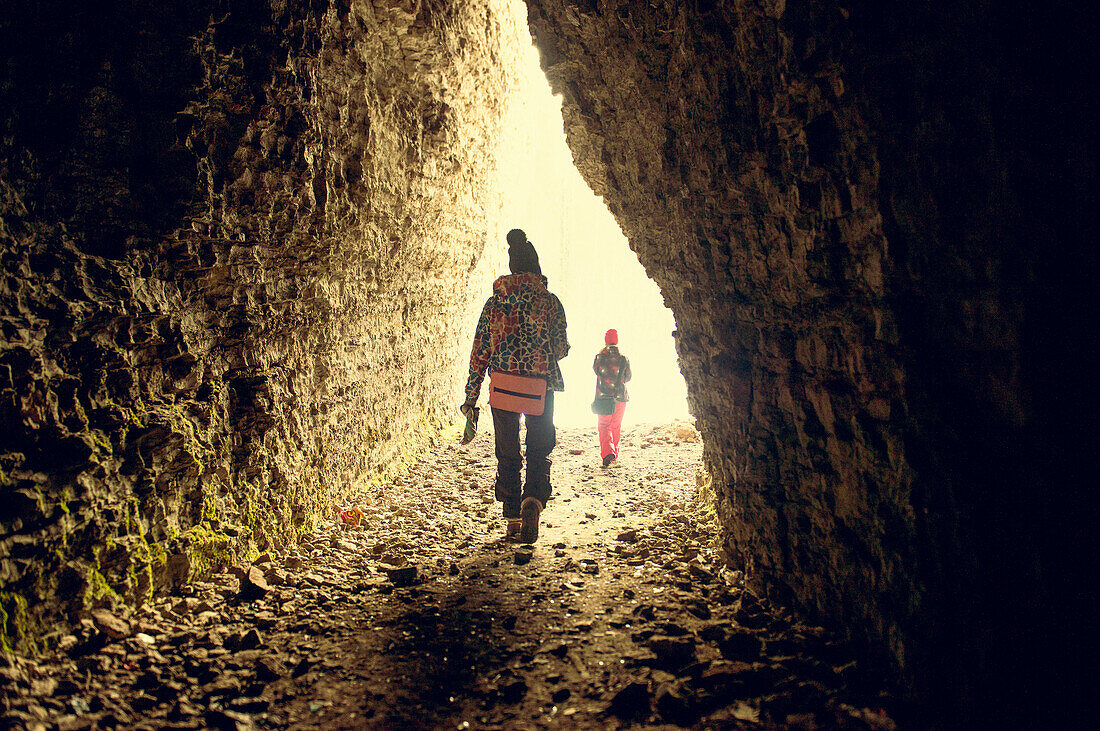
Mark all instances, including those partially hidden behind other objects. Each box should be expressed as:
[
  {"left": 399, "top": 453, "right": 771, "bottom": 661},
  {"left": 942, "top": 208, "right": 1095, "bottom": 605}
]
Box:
[
  {"left": 1, "top": 0, "right": 1092, "bottom": 725},
  {"left": 1, "top": 0, "right": 524, "bottom": 652},
  {"left": 525, "top": 0, "right": 1092, "bottom": 724}
]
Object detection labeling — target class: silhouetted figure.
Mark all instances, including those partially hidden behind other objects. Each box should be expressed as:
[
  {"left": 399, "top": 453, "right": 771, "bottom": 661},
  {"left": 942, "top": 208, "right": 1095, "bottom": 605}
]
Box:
[
  {"left": 462, "top": 229, "right": 569, "bottom": 542},
  {"left": 593, "top": 329, "right": 631, "bottom": 467}
]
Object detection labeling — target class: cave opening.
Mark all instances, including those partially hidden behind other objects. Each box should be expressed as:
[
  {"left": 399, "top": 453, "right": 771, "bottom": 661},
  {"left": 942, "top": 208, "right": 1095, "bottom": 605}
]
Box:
[{"left": 489, "top": 3, "right": 690, "bottom": 428}]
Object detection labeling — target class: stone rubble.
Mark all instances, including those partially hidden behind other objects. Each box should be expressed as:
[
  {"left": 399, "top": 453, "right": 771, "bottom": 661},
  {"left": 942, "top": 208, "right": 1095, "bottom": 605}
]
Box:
[{"left": 2, "top": 421, "right": 895, "bottom": 729}]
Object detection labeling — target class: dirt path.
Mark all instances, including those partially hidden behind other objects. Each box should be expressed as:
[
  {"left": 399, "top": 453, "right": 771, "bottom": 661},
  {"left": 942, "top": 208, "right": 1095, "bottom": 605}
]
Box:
[{"left": 2, "top": 421, "right": 897, "bottom": 730}]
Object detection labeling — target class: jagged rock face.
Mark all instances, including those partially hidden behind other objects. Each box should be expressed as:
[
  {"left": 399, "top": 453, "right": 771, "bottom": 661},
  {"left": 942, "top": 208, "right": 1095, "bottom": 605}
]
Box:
[
  {"left": 1, "top": 0, "right": 523, "bottom": 650},
  {"left": 1, "top": 0, "right": 1090, "bottom": 723},
  {"left": 525, "top": 0, "right": 1091, "bottom": 721}
]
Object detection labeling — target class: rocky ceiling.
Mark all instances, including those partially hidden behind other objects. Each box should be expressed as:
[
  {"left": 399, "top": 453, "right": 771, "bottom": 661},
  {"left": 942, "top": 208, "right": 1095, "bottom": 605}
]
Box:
[{"left": 0, "top": 0, "right": 1091, "bottom": 724}]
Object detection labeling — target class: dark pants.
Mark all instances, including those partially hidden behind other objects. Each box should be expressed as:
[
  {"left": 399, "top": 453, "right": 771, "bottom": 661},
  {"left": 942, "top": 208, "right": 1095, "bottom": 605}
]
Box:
[{"left": 492, "top": 389, "right": 556, "bottom": 519}]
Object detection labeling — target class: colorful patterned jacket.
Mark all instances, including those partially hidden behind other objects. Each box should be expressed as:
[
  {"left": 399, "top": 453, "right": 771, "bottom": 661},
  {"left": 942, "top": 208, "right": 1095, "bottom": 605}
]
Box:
[
  {"left": 465, "top": 273, "right": 569, "bottom": 403},
  {"left": 593, "top": 345, "right": 631, "bottom": 402}
]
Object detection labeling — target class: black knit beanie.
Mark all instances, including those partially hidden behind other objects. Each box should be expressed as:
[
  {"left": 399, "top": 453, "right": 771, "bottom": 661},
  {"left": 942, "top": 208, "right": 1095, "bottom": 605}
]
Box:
[{"left": 506, "top": 228, "right": 541, "bottom": 275}]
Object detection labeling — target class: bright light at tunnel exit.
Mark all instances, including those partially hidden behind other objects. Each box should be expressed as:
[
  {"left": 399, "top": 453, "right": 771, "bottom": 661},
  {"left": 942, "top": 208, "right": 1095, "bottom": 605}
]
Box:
[{"left": 490, "top": 7, "right": 690, "bottom": 428}]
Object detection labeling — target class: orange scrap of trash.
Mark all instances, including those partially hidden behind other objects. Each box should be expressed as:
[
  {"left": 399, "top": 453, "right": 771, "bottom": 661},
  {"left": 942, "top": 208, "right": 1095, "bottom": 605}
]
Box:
[{"left": 339, "top": 506, "right": 364, "bottom": 527}]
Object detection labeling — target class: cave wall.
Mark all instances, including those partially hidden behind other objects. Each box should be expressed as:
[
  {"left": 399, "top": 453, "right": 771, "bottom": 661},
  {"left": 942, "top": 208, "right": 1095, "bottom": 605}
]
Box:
[
  {"left": 525, "top": 0, "right": 1093, "bottom": 722},
  {"left": 0, "top": 0, "right": 524, "bottom": 651}
]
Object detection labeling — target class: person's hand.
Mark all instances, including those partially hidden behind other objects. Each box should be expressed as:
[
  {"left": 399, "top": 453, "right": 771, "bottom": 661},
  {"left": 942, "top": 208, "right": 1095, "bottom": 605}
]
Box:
[{"left": 460, "top": 401, "right": 476, "bottom": 416}]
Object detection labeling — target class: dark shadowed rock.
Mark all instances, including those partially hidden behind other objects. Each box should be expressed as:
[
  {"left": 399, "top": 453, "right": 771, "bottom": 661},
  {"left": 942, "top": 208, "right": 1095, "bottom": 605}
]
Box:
[
  {"left": 655, "top": 682, "right": 702, "bottom": 726},
  {"left": 646, "top": 636, "right": 697, "bottom": 669},
  {"left": 204, "top": 708, "right": 255, "bottom": 730},
  {"left": 607, "top": 681, "right": 651, "bottom": 721},
  {"left": 687, "top": 564, "right": 714, "bottom": 583},
  {"left": 384, "top": 565, "right": 418, "bottom": 587},
  {"left": 237, "top": 628, "right": 263, "bottom": 650},
  {"left": 719, "top": 630, "right": 764, "bottom": 661},
  {"left": 500, "top": 680, "right": 528, "bottom": 704},
  {"left": 254, "top": 656, "right": 283, "bottom": 683},
  {"left": 238, "top": 567, "right": 270, "bottom": 600}
]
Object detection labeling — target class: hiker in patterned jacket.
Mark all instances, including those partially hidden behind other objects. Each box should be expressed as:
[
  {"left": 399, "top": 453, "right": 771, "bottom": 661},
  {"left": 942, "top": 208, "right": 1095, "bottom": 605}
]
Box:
[
  {"left": 461, "top": 229, "right": 569, "bottom": 542},
  {"left": 593, "top": 329, "right": 631, "bottom": 467}
]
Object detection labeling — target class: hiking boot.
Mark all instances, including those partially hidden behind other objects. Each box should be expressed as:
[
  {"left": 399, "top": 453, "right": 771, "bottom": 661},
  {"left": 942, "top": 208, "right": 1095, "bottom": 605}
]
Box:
[
  {"left": 602, "top": 454, "right": 615, "bottom": 467},
  {"left": 505, "top": 519, "right": 522, "bottom": 541},
  {"left": 520, "top": 497, "right": 542, "bottom": 544}
]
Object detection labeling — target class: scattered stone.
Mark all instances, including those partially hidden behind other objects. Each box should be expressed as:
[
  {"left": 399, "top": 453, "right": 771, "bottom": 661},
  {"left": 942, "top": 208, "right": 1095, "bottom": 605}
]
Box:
[
  {"left": 736, "top": 604, "right": 770, "bottom": 630},
  {"left": 170, "top": 598, "right": 196, "bottom": 616},
  {"left": 228, "top": 696, "right": 270, "bottom": 713},
  {"left": 655, "top": 682, "right": 702, "bottom": 726},
  {"left": 687, "top": 600, "right": 712, "bottom": 620},
  {"left": 0, "top": 425, "right": 890, "bottom": 729},
  {"left": 262, "top": 567, "right": 285, "bottom": 586},
  {"left": 89, "top": 610, "right": 131, "bottom": 640},
  {"left": 169, "top": 698, "right": 202, "bottom": 719},
  {"left": 54, "top": 716, "right": 91, "bottom": 731},
  {"left": 223, "top": 631, "right": 244, "bottom": 651},
  {"left": 607, "top": 681, "right": 651, "bottom": 720},
  {"left": 699, "top": 623, "right": 725, "bottom": 643},
  {"left": 688, "top": 564, "right": 713, "bottom": 583},
  {"left": 646, "top": 636, "right": 697, "bottom": 668},
  {"left": 254, "top": 656, "right": 284, "bottom": 683},
  {"left": 204, "top": 708, "right": 255, "bottom": 730},
  {"left": 718, "top": 630, "right": 764, "bottom": 660},
  {"left": 27, "top": 677, "right": 55, "bottom": 696},
  {"left": 238, "top": 628, "right": 263, "bottom": 650},
  {"left": 384, "top": 565, "right": 418, "bottom": 587},
  {"left": 134, "top": 669, "right": 162, "bottom": 690},
  {"left": 291, "top": 657, "right": 314, "bottom": 678},
  {"left": 658, "top": 622, "right": 690, "bottom": 637},
  {"left": 500, "top": 679, "right": 528, "bottom": 704}
]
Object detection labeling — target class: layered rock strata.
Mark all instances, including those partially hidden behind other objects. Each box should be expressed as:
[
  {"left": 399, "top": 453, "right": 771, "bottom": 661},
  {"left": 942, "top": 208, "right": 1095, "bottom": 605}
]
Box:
[
  {"left": 1, "top": 0, "right": 523, "bottom": 651},
  {"left": 525, "top": 0, "right": 1092, "bottom": 723},
  {"left": 1, "top": 0, "right": 1091, "bottom": 724}
]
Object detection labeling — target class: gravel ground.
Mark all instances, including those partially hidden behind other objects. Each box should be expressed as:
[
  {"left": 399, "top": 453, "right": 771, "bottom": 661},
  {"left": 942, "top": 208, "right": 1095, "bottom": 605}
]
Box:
[{"left": 1, "top": 420, "right": 898, "bottom": 730}]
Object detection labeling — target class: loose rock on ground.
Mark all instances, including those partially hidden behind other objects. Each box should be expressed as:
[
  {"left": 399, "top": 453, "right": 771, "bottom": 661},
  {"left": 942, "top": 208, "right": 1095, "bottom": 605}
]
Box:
[{"left": 1, "top": 421, "right": 897, "bottom": 729}]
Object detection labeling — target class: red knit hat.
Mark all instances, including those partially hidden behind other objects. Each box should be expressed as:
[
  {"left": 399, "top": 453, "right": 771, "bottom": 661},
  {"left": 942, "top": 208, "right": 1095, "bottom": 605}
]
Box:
[{"left": 604, "top": 328, "right": 618, "bottom": 344}]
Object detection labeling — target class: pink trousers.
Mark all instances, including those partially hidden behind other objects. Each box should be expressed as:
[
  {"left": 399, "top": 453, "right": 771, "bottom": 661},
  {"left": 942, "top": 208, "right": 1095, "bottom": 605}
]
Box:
[{"left": 598, "top": 401, "right": 627, "bottom": 459}]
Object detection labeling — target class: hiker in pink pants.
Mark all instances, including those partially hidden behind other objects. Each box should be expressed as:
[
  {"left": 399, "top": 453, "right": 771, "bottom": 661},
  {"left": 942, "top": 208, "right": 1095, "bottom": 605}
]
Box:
[{"left": 593, "top": 329, "right": 631, "bottom": 467}]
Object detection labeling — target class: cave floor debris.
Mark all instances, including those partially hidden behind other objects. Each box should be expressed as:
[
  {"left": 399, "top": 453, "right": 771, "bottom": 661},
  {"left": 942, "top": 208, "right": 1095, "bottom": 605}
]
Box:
[{"left": 2, "top": 421, "right": 897, "bottom": 729}]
